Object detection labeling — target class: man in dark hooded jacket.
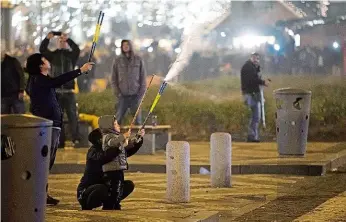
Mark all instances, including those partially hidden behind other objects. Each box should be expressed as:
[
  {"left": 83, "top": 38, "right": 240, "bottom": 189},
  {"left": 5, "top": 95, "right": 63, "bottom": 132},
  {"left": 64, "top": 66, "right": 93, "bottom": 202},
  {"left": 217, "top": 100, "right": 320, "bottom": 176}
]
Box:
[
  {"left": 40, "top": 31, "right": 81, "bottom": 147},
  {"left": 111, "top": 40, "right": 147, "bottom": 125},
  {"left": 77, "top": 116, "right": 145, "bottom": 210}
]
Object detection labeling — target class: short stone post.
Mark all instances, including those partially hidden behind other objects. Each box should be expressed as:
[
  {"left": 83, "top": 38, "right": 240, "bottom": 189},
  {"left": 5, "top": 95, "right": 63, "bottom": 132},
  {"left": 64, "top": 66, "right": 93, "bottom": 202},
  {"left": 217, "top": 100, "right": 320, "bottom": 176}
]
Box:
[
  {"left": 210, "top": 133, "right": 232, "bottom": 188},
  {"left": 166, "top": 141, "right": 190, "bottom": 202}
]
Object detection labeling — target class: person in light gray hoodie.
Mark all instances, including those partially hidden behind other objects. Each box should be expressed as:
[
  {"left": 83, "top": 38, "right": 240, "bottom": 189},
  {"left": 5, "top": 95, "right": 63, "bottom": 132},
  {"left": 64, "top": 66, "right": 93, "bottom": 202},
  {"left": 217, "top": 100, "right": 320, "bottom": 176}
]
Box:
[
  {"left": 111, "top": 40, "right": 147, "bottom": 125},
  {"left": 98, "top": 115, "right": 144, "bottom": 210}
]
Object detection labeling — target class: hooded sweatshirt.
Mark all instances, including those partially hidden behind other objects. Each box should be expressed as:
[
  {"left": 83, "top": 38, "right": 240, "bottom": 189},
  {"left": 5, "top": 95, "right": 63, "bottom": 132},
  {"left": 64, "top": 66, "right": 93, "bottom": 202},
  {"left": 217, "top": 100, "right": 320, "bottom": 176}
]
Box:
[{"left": 111, "top": 40, "right": 147, "bottom": 97}]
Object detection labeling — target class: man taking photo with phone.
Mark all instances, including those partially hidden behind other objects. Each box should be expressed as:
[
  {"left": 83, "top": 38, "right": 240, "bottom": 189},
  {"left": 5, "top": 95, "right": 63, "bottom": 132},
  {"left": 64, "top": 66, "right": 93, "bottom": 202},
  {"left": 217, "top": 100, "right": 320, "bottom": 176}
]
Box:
[{"left": 40, "top": 31, "right": 81, "bottom": 148}]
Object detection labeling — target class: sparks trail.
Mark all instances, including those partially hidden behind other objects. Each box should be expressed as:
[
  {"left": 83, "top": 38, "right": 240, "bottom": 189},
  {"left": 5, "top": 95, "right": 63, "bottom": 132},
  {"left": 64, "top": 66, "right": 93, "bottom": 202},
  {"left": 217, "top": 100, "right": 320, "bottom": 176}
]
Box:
[
  {"left": 164, "top": 8, "right": 230, "bottom": 82},
  {"left": 156, "top": 76, "right": 242, "bottom": 103},
  {"left": 140, "top": 6, "right": 232, "bottom": 129}
]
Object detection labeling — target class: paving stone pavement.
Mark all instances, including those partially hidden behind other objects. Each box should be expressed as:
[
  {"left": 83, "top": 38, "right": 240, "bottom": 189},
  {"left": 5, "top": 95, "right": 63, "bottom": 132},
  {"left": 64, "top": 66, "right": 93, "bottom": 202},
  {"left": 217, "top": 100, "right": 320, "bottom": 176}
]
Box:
[
  {"left": 45, "top": 169, "right": 346, "bottom": 222},
  {"left": 46, "top": 142, "right": 346, "bottom": 221},
  {"left": 232, "top": 172, "right": 346, "bottom": 222},
  {"left": 54, "top": 142, "right": 346, "bottom": 175},
  {"left": 56, "top": 142, "right": 345, "bottom": 166},
  {"left": 46, "top": 173, "right": 304, "bottom": 222}
]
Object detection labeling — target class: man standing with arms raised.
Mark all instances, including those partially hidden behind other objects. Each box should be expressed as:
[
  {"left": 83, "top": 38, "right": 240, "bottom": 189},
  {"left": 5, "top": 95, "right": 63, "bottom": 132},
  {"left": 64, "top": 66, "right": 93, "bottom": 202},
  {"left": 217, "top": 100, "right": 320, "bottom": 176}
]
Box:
[
  {"left": 111, "top": 40, "right": 147, "bottom": 125},
  {"left": 40, "top": 31, "right": 81, "bottom": 148}
]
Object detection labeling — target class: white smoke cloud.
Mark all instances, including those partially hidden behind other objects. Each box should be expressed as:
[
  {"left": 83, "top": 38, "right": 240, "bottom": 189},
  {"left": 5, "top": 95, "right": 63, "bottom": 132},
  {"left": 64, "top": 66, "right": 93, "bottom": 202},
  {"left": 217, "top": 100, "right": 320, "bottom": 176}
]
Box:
[
  {"left": 164, "top": 2, "right": 231, "bottom": 82},
  {"left": 164, "top": 24, "right": 204, "bottom": 81}
]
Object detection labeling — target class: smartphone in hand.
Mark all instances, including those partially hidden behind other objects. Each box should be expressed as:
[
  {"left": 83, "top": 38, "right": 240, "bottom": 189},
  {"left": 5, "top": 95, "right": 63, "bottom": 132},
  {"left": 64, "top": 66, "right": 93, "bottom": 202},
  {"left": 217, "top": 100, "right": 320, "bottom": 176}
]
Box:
[{"left": 52, "top": 31, "right": 62, "bottom": 36}]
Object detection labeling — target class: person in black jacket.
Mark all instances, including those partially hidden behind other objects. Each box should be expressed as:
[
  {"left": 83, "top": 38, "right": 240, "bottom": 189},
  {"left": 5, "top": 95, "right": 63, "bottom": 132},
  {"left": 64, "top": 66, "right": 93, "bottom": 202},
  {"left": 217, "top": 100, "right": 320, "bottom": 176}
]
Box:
[
  {"left": 40, "top": 32, "right": 81, "bottom": 148},
  {"left": 25, "top": 53, "right": 94, "bottom": 205},
  {"left": 1, "top": 52, "right": 25, "bottom": 114},
  {"left": 77, "top": 117, "right": 145, "bottom": 210},
  {"left": 240, "top": 53, "right": 269, "bottom": 142}
]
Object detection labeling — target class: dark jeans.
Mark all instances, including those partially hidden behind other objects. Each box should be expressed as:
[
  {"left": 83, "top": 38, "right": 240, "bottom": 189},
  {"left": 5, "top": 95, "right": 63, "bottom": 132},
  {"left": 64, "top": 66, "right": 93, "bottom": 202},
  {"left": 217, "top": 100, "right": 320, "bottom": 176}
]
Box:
[
  {"left": 46, "top": 127, "right": 61, "bottom": 196},
  {"left": 244, "top": 93, "right": 261, "bottom": 141},
  {"left": 1, "top": 96, "right": 25, "bottom": 114},
  {"left": 56, "top": 93, "right": 80, "bottom": 146},
  {"left": 77, "top": 180, "right": 135, "bottom": 210},
  {"left": 50, "top": 127, "right": 61, "bottom": 170},
  {"left": 115, "top": 95, "right": 142, "bottom": 125}
]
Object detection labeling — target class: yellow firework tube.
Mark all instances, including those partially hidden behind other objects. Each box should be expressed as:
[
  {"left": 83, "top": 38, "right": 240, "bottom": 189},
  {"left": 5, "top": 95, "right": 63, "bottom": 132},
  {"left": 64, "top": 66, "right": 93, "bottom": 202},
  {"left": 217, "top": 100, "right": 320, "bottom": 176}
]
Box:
[
  {"left": 88, "top": 11, "right": 104, "bottom": 63},
  {"left": 149, "top": 94, "right": 161, "bottom": 113},
  {"left": 92, "top": 24, "right": 101, "bottom": 42},
  {"left": 140, "top": 81, "right": 168, "bottom": 130}
]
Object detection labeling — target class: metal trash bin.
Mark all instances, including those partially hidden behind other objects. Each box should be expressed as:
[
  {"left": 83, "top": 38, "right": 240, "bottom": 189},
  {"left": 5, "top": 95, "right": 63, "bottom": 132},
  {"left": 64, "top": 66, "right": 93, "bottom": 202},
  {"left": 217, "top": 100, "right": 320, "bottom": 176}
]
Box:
[
  {"left": 273, "top": 88, "right": 312, "bottom": 156},
  {"left": 1, "top": 114, "right": 53, "bottom": 222}
]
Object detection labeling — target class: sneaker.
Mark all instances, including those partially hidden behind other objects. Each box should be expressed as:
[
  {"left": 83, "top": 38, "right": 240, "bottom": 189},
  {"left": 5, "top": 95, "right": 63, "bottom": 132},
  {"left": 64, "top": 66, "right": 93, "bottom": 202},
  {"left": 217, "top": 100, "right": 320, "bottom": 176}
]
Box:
[{"left": 47, "top": 195, "right": 60, "bottom": 205}]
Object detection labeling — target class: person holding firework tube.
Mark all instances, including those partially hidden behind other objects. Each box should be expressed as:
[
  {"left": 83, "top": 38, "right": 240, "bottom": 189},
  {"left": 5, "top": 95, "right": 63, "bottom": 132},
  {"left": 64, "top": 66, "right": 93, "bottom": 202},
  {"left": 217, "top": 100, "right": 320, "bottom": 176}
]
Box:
[
  {"left": 77, "top": 115, "right": 145, "bottom": 210},
  {"left": 25, "top": 53, "right": 94, "bottom": 205},
  {"left": 241, "top": 52, "right": 270, "bottom": 143}
]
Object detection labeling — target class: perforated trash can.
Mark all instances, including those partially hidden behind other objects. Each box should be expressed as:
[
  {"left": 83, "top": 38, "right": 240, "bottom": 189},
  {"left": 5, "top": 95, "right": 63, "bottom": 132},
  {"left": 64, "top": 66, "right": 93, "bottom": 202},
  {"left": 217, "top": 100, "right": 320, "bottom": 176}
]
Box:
[
  {"left": 1, "top": 114, "right": 53, "bottom": 222},
  {"left": 274, "top": 88, "right": 312, "bottom": 156}
]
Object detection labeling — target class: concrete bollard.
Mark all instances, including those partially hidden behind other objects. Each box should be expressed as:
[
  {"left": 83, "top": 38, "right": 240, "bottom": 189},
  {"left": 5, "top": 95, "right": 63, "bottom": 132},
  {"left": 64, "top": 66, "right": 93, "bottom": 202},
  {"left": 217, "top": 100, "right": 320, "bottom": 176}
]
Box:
[
  {"left": 166, "top": 141, "right": 190, "bottom": 203},
  {"left": 210, "top": 132, "right": 232, "bottom": 188}
]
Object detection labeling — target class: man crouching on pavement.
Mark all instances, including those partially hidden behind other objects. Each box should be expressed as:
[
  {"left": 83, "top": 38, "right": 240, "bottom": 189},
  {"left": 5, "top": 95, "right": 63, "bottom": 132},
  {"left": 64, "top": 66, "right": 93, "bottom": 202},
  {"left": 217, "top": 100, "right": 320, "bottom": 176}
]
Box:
[{"left": 77, "top": 115, "right": 145, "bottom": 210}]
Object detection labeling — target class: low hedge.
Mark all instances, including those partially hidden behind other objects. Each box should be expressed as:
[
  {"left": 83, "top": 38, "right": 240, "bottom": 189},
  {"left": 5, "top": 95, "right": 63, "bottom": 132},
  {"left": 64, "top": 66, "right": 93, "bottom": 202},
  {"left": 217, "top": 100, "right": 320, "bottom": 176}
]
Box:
[{"left": 74, "top": 75, "right": 346, "bottom": 141}]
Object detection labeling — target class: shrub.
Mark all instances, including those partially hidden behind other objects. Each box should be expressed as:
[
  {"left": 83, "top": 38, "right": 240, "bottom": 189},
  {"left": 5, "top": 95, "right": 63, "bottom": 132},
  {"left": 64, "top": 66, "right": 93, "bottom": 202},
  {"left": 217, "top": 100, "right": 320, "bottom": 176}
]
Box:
[
  {"left": 25, "top": 75, "right": 346, "bottom": 141},
  {"left": 75, "top": 75, "right": 346, "bottom": 141}
]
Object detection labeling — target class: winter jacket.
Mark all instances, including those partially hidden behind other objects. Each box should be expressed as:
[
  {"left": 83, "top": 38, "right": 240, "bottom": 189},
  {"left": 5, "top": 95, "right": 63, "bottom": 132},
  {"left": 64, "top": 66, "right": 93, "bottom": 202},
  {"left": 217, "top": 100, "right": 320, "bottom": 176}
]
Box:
[
  {"left": 240, "top": 60, "right": 265, "bottom": 94},
  {"left": 1, "top": 54, "right": 25, "bottom": 97},
  {"left": 77, "top": 128, "right": 143, "bottom": 192},
  {"left": 101, "top": 128, "right": 143, "bottom": 172},
  {"left": 111, "top": 54, "right": 146, "bottom": 97},
  {"left": 25, "top": 69, "right": 82, "bottom": 127},
  {"left": 39, "top": 38, "right": 80, "bottom": 90}
]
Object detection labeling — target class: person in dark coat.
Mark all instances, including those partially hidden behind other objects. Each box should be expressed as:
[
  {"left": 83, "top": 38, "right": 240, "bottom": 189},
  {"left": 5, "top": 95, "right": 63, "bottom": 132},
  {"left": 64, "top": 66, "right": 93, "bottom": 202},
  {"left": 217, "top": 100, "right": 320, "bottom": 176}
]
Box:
[
  {"left": 25, "top": 53, "right": 94, "bottom": 205},
  {"left": 77, "top": 116, "right": 145, "bottom": 210},
  {"left": 240, "top": 52, "right": 269, "bottom": 142},
  {"left": 40, "top": 32, "right": 81, "bottom": 147},
  {"left": 1, "top": 52, "right": 25, "bottom": 114}
]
